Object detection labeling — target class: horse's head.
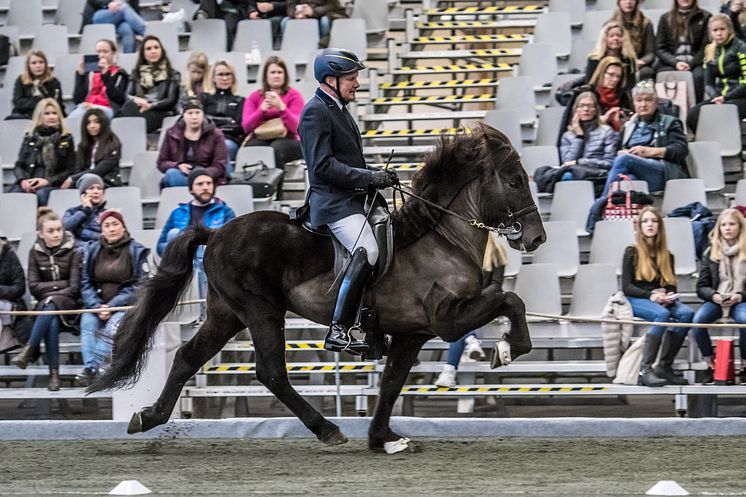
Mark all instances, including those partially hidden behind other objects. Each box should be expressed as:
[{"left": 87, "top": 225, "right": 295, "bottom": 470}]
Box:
[{"left": 475, "top": 124, "right": 546, "bottom": 252}]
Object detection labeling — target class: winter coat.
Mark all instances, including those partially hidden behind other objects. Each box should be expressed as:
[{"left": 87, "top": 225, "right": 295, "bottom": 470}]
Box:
[
  {"left": 8, "top": 76, "right": 65, "bottom": 120},
  {"left": 27, "top": 232, "right": 82, "bottom": 312},
  {"left": 157, "top": 117, "right": 229, "bottom": 185},
  {"left": 248, "top": 0, "right": 286, "bottom": 17},
  {"left": 722, "top": 2, "right": 746, "bottom": 40},
  {"left": 126, "top": 68, "right": 181, "bottom": 114},
  {"left": 70, "top": 145, "right": 123, "bottom": 188},
  {"left": 0, "top": 241, "right": 25, "bottom": 304},
  {"left": 73, "top": 66, "right": 129, "bottom": 112},
  {"left": 656, "top": 7, "right": 712, "bottom": 69},
  {"left": 285, "top": 0, "right": 346, "bottom": 19},
  {"left": 696, "top": 246, "right": 746, "bottom": 302},
  {"left": 81, "top": 236, "right": 150, "bottom": 309},
  {"left": 156, "top": 198, "right": 236, "bottom": 255},
  {"left": 622, "top": 245, "right": 677, "bottom": 299},
  {"left": 560, "top": 124, "right": 618, "bottom": 171},
  {"left": 62, "top": 201, "right": 108, "bottom": 249},
  {"left": 703, "top": 35, "right": 746, "bottom": 100},
  {"left": 200, "top": 90, "right": 245, "bottom": 144},
  {"left": 619, "top": 111, "right": 689, "bottom": 180},
  {"left": 82, "top": 0, "right": 140, "bottom": 30},
  {"left": 13, "top": 127, "right": 76, "bottom": 188},
  {"left": 601, "top": 291, "right": 634, "bottom": 378}
]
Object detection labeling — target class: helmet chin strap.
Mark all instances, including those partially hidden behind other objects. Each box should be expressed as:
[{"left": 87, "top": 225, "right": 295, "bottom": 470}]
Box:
[{"left": 323, "top": 77, "right": 349, "bottom": 106}]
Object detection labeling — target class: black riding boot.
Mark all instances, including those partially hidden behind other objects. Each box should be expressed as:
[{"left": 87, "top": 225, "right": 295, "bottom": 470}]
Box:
[
  {"left": 638, "top": 334, "right": 667, "bottom": 387},
  {"left": 324, "top": 247, "right": 372, "bottom": 356},
  {"left": 654, "top": 333, "right": 689, "bottom": 385}
]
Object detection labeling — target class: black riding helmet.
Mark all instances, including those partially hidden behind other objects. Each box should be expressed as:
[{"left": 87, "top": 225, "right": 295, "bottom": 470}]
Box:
[{"left": 313, "top": 48, "right": 365, "bottom": 104}]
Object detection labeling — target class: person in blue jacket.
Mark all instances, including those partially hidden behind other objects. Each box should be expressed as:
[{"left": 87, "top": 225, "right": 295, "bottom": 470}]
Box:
[
  {"left": 76, "top": 209, "right": 150, "bottom": 386},
  {"left": 298, "top": 48, "right": 398, "bottom": 355},
  {"left": 62, "top": 174, "right": 108, "bottom": 250},
  {"left": 157, "top": 167, "right": 235, "bottom": 321}
]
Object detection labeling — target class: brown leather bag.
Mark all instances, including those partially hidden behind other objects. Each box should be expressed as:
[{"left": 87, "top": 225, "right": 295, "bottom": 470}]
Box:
[{"left": 252, "top": 117, "right": 287, "bottom": 140}]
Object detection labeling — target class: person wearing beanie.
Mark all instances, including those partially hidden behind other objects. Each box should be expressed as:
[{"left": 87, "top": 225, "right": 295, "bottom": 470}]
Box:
[
  {"left": 157, "top": 96, "right": 229, "bottom": 188},
  {"left": 62, "top": 173, "right": 108, "bottom": 249},
  {"left": 76, "top": 208, "right": 150, "bottom": 386},
  {"left": 157, "top": 167, "right": 236, "bottom": 323}
]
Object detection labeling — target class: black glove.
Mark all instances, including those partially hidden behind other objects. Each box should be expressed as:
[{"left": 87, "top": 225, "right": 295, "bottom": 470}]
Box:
[{"left": 370, "top": 169, "right": 396, "bottom": 190}]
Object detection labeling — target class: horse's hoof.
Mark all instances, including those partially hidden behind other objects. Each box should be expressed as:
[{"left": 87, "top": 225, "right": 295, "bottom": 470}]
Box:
[
  {"left": 383, "top": 437, "right": 418, "bottom": 454},
  {"left": 321, "top": 428, "right": 349, "bottom": 446},
  {"left": 127, "top": 412, "right": 143, "bottom": 434},
  {"left": 490, "top": 339, "right": 512, "bottom": 369}
]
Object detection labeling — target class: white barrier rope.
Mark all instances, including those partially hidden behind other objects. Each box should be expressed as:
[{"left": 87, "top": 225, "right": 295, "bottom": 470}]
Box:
[
  {"left": 526, "top": 311, "right": 746, "bottom": 329},
  {"left": 0, "top": 299, "right": 206, "bottom": 316}
]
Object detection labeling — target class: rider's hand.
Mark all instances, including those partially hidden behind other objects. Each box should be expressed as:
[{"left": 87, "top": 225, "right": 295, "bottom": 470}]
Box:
[{"left": 370, "top": 170, "right": 395, "bottom": 190}]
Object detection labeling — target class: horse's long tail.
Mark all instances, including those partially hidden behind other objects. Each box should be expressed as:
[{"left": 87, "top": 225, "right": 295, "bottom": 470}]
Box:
[{"left": 87, "top": 225, "right": 213, "bottom": 393}]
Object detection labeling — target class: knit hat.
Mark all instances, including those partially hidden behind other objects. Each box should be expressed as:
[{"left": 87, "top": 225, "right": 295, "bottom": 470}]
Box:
[
  {"left": 187, "top": 167, "right": 211, "bottom": 190},
  {"left": 181, "top": 96, "right": 203, "bottom": 112},
  {"left": 77, "top": 173, "right": 104, "bottom": 194},
  {"left": 98, "top": 209, "right": 126, "bottom": 229}
]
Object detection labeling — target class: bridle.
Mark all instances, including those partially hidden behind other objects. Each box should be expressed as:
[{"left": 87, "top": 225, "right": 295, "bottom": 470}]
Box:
[{"left": 390, "top": 170, "right": 538, "bottom": 241}]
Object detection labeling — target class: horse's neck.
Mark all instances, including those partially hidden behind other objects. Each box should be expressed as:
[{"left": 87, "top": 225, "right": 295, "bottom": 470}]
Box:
[{"left": 431, "top": 180, "right": 488, "bottom": 268}]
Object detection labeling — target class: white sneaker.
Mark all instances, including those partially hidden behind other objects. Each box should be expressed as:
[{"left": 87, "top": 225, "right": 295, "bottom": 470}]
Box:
[
  {"left": 464, "top": 335, "right": 485, "bottom": 361},
  {"left": 434, "top": 365, "right": 457, "bottom": 387}
]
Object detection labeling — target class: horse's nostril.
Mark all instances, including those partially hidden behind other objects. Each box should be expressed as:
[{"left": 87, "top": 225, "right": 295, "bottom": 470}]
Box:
[{"left": 533, "top": 233, "right": 547, "bottom": 248}]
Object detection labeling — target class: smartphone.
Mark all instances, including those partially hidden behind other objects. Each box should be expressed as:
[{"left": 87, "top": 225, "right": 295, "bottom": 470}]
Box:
[{"left": 83, "top": 54, "right": 99, "bottom": 73}]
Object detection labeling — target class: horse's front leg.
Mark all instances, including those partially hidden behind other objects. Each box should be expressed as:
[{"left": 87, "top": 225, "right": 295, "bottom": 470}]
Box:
[{"left": 368, "top": 333, "right": 430, "bottom": 454}]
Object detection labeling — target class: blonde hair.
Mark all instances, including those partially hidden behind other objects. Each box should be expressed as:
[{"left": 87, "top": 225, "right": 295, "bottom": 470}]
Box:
[
  {"left": 29, "top": 98, "right": 69, "bottom": 136},
  {"left": 184, "top": 52, "right": 211, "bottom": 96},
  {"left": 21, "top": 50, "right": 54, "bottom": 85},
  {"left": 634, "top": 206, "right": 676, "bottom": 286},
  {"left": 704, "top": 14, "right": 735, "bottom": 62},
  {"left": 209, "top": 59, "right": 238, "bottom": 95},
  {"left": 36, "top": 207, "right": 60, "bottom": 231},
  {"left": 590, "top": 21, "right": 638, "bottom": 72},
  {"left": 611, "top": 0, "right": 648, "bottom": 53},
  {"left": 483, "top": 234, "right": 508, "bottom": 272},
  {"left": 708, "top": 208, "right": 746, "bottom": 262}
]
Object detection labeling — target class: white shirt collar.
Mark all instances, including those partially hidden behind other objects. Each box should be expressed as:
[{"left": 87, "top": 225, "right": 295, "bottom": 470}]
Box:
[{"left": 320, "top": 86, "right": 344, "bottom": 109}]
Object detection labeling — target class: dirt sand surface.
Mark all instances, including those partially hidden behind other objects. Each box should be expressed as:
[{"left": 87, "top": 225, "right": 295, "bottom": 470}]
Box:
[{"left": 0, "top": 437, "right": 744, "bottom": 496}]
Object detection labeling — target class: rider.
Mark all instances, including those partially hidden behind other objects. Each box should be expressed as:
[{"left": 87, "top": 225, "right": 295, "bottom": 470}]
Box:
[{"left": 298, "top": 48, "right": 398, "bottom": 356}]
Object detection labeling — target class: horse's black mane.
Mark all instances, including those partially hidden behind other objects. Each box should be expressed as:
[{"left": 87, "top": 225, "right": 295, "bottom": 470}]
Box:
[{"left": 392, "top": 123, "right": 519, "bottom": 249}]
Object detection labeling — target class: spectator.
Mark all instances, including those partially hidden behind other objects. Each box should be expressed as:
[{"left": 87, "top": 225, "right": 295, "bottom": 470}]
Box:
[
  {"left": 62, "top": 174, "right": 108, "bottom": 249},
  {"left": 434, "top": 236, "right": 504, "bottom": 387},
  {"left": 249, "top": 0, "right": 287, "bottom": 45},
  {"left": 721, "top": 0, "right": 746, "bottom": 40},
  {"left": 201, "top": 59, "right": 245, "bottom": 177},
  {"left": 622, "top": 206, "right": 693, "bottom": 387},
  {"left": 118, "top": 35, "right": 181, "bottom": 133},
  {"left": 158, "top": 97, "right": 229, "bottom": 188},
  {"left": 10, "top": 98, "right": 76, "bottom": 206},
  {"left": 65, "top": 108, "right": 123, "bottom": 189},
  {"left": 587, "top": 57, "right": 633, "bottom": 131},
  {"left": 157, "top": 168, "right": 235, "bottom": 321},
  {"left": 586, "top": 21, "right": 638, "bottom": 92},
  {"left": 282, "top": 0, "right": 348, "bottom": 47},
  {"left": 611, "top": 0, "right": 657, "bottom": 81},
  {"left": 183, "top": 52, "right": 210, "bottom": 98},
  {"left": 656, "top": 0, "right": 711, "bottom": 101},
  {"left": 84, "top": 0, "right": 145, "bottom": 54},
  {"left": 76, "top": 210, "right": 150, "bottom": 385},
  {"left": 11, "top": 208, "right": 81, "bottom": 392},
  {"left": 558, "top": 91, "right": 618, "bottom": 186},
  {"left": 6, "top": 50, "right": 64, "bottom": 121},
  {"left": 0, "top": 232, "right": 27, "bottom": 353},
  {"left": 194, "top": 0, "right": 249, "bottom": 51},
  {"left": 242, "top": 55, "right": 303, "bottom": 196},
  {"left": 687, "top": 14, "right": 746, "bottom": 132},
  {"left": 69, "top": 39, "right": 129, "bottom": 120},
  {"left": 692, "top": 208, "right": 746, "bottom": 383}
]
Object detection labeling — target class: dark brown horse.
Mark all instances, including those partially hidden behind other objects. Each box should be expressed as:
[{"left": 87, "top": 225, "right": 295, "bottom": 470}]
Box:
[{"left": 89, "top": 124, "right": 546, "bottom": 453}]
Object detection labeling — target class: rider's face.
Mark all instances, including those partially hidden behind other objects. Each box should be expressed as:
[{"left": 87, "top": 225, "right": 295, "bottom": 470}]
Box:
[{"left": 327, "top": 72, "right": 360, "bottom": 102}]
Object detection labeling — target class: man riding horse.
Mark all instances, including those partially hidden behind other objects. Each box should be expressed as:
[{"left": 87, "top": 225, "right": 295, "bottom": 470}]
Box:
[{"left": 298, "top": 48, "right": 398, "bottom": 356}]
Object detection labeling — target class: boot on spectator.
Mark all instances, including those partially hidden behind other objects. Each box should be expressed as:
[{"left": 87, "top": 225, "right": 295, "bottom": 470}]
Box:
[
  {"left": 75, "top": 367, "right": 95, "bottom": 387},
  {"left": 638, "top": 334, "right": 667, "bottom": 387},
  {"left": 48, "top": 368, "right": 60, "bottom": 391},
  {"left": 11, "top": 344, "right": 39, "bottom": 369},
  {"left": 654, "top": 333, "right": 689, "bottom": 385},
  {"left": 435, "top": 364, "right": 457, "bottom": 387}
]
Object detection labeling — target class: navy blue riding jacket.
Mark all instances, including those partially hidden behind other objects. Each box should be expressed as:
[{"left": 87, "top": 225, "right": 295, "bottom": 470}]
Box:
[{"left": 298, "top": 88, "right": 372, "bottom": 227}]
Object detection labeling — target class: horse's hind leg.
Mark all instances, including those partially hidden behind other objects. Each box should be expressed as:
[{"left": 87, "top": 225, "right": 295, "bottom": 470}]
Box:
[
  {"left": 234, "top": 299, "right": 347, "bottom": 445},
  {"left": 128, "top": 297, "right": 244, "bottom": 434},
  {"left": 368, "top": 333, "right": 430, "bottom": 453}
]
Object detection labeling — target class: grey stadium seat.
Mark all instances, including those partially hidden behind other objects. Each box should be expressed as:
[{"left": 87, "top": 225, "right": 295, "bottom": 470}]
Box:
[
  {"left": 0, "top": 193, "right": 37, "bottom": 241},
  {"left": 105, "top": 186, "right": 144, "bottom": 231}
]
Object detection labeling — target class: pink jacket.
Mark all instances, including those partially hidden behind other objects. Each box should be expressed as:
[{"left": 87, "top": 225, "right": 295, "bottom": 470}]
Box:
[{"left": 241, "top": 87, "right": 304, "bottom": 140}]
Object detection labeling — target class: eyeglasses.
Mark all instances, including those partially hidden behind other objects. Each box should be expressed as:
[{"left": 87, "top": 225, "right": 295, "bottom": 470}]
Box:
[
  {"left": 604, "top": 71, "right": 622, "bottom": 79},
  {"left": 215, "top": 73, "right": 233, "bottom": 78},
  {"left": 577, "top": 103, "right": 596, "bottom": 109}
]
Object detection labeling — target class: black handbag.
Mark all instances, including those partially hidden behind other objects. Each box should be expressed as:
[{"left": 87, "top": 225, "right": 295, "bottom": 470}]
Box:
[{"left": 230, "top": 160, "right": 284, "bottom": 198}]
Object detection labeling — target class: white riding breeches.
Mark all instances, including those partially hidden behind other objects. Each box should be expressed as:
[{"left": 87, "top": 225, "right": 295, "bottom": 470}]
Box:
[{"left": 327, "top": 214, "right": 379, "bottom": 266}]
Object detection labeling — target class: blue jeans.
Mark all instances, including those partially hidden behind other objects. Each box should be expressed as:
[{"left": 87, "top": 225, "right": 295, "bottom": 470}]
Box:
[
  {"left": 67, "top": 104, "right": 114, "bottom": 120},
  {"left": 600, "top": 153, "right": 667, "bottom": 198},
  {"left": 627, "top": 296, "right": 694, "bottom": 338},
  {"left": 280, "top": 16, "right": 331, "bottom": 39},
  {"left": 79, "top": 310, "right": 125, "bottom": 371},
  {"left": 225, "top": 139, "right": 239, "bottom": 178},
  {"left": 27, "top": 302, "right": 61, "bottom": 368},
  {"left": 692, "top": 301, "right": 746, "bottom": 358},
  {"left": 167, "top": 229, "right": 207, "bottom": 319},
  {"left": 92, "top": 4, "right": 146, "bottom": 53},
  {"left": 446, "top": 331, "right": 477, "bottom": 368},
  {"left": 162, "top": 168, "right": 189, "bottom": 188}
]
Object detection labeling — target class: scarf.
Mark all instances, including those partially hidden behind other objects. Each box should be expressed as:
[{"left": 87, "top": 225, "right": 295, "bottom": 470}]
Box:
[
  {"left": 138, "top": 62, "right": 169, "bottom": 91},
  {"left": 35, "top": 126, "right": 61, "bottom": 174},
  {"left": 597, "top": 86, "right": 620, "bottom": 111},
  {"left": 717, "top": 243, "right": 746, "bottom": 295}
]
